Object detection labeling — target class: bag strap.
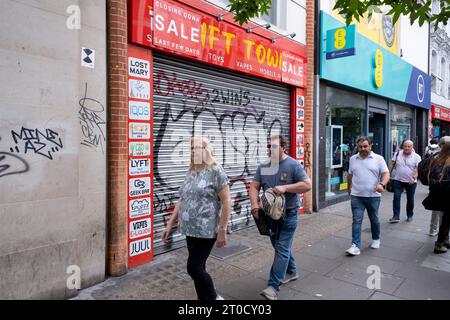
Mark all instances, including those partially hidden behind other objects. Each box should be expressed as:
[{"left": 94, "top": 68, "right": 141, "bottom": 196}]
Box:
[{"left": 393, "top": 150, "right": 400, "bottom": 163}]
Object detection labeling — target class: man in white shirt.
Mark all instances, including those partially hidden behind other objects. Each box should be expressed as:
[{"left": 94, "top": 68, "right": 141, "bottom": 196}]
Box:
[
  {"left": 388, "top": 140, "right": 421, "bottom": 223},
  {"left": 346, "top": 137, "right": 390, "bottom": 256}
]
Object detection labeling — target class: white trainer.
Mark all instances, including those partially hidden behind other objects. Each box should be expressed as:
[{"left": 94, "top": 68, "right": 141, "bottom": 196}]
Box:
[
  {"left": 429, "top": 230, "right": 439, "bottom": 237},
  {"left": 370, "top": 239, "right": 381, "bottom": 249},
  {"left": 260, "top": 286, "right": 278, "bottom": 300},
  {"left": 345, "top": 244, "right": 360, "bottom": 256}
]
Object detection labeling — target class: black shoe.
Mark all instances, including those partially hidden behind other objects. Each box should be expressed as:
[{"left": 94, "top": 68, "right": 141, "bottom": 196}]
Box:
[{"left": 434, "top": 244, "right": 448, "bottom": 254}]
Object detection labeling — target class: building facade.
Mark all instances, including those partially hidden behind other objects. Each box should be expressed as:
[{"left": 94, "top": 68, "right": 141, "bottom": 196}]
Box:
[
  {"left": 0, "top": 1, "right": 107, "bottom": 298},
  {"left": 429, "top": 20, "right": 450, "bottom": 140},
  {"left": 0, "top": 0, "right": 314, "bottom": 298},
  {"left": 314, "top": 0, "right": 431, "bottom": 209}
]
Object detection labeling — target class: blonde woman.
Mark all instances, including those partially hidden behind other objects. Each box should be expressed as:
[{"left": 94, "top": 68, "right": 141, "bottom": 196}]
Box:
[{"left": 162, "top": 137, "right": 230, "bottom": 300}]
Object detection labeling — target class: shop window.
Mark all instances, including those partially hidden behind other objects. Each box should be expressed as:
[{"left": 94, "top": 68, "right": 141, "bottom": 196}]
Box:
[
  {"left": 432, "top": 74, "right": 437, "bottom": 93},
  {"left": 390, "top": 103, "right": 413, "bottom": 158},
  {"left": 440, "top": 57, "right": 446, "bottom": 96},
  {"left": 260, "top": 0, "right": 277, "bottom": 24},
  {"left": 324, "top": 87, "right": 365, "bottom": 200},
  {"left": 431, "top": 50, "right": 437, "bottom": 75},
  {"left": 448, "top": 64, "right": 450, "bottom": 98}
]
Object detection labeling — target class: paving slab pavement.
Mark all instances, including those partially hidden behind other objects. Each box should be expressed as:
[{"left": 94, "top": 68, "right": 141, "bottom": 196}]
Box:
[{"left": 73, "top": 184, "right": 450, "bottom": 300}]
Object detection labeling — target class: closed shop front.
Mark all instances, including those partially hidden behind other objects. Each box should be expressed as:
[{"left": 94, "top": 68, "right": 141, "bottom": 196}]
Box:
[
  {"left": 124, "top": 0, "right": 308, "bottom": 262},
  {"left": 152, "top": 54, "right": 291, "bottom": 253}
]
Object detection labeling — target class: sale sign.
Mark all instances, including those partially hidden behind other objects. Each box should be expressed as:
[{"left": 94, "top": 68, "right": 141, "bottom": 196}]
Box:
[{"left": 129, "top": 0, "right": 307, "bottom": 87}]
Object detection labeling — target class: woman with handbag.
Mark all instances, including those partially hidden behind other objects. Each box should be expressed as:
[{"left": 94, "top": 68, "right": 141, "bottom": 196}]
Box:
[{"left": 423, "top": 141, "right": 450, "bottom": 253}]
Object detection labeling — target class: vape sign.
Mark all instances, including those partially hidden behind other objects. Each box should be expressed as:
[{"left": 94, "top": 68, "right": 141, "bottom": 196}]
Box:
[
  {"left": 129, "top": 237, "right": 151, "bottom": 257},
  {"left": 129, "top": 101, "right": 150, "bottom": 120},
  {"left": 129, "top": 79, "right": 150, "bottom": 99},
  {"left": 129, "top": 198, "right": 151, "bottom": 219},
  {"left": 128, "top": 57, "right": 150, "bottom": 79},
  {"left": 130, "top": 218, "right": 152, "bottom": 239},
  {"left": 128, "top": 44, "right": 154, "bottom": 268},
  {"left": 129, "top": 177, "right": 151, "bottom": 197},
  {"left": 129, "top": 141, "right": 151, "bottom": 157},
  {"left": 129, "top": 158, "right": 151, "bottom": 176},
  {"left": 129, "top": 122, "right": 150, "bottom": 139}
]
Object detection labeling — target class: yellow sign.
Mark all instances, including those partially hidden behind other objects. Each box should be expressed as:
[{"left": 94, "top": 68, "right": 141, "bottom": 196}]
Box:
[
  {"left": 331, "top": 2, "right": 399, "bottom": 55},
  {"left": 374, "top": 49, "right": 383, "bottom": 88},
  {"left": 339, "top": 183, "right": 348, "bottom": 190},
  {"left": 334, "top": 28, "right": 347, "bottom": 49}
]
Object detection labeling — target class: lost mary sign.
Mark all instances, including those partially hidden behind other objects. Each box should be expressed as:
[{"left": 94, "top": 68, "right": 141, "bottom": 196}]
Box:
[
  {"left": 128, "top": 57, "right": 150, "bottom": 79},
  {"left": 129, "top": 0, "right": 307, "bottom": 87}
]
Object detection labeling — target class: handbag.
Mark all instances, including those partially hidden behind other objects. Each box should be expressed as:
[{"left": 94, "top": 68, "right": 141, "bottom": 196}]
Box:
[
  {"left": 260, "top": 188, "right": 286, "bottom": 220},
  {"left": 386, "top": 179, "right": 393, "bottom": 192},
  {"left": 386, "top": 151, "right": 399, "bottom": 193},
  {"left": 252, "top": 209, "right": 271, "bottom": 236}
]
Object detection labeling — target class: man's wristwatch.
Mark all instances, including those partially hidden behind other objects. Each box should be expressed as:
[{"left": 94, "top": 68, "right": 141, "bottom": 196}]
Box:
[{"left": 379, "top": 183, "right": 385, "bottom": 189}]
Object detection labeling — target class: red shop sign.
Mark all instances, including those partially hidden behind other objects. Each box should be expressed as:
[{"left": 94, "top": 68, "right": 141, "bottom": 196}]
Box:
[
  {"left": 432, "top": 105, "right": 450, "bottom": 122},
  {"left": 129, "top": 0, "right": 306, "bottom": 87}
]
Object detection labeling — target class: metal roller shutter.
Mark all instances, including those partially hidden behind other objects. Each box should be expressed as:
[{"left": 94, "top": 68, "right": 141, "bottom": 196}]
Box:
[{"left": 152, "top": 54, "right": 291, "bottom": 254}]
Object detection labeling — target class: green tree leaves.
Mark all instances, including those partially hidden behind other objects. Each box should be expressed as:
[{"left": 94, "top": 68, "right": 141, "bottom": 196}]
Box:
[
  {"left": 228, "top": 0, "right": 272, "bottom": 26},
  {"left": 226, "top": 0, "right": 449, "bottom": 30}
]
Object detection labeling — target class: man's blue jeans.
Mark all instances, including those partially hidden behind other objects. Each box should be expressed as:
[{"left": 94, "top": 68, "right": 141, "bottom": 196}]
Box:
[
  {"left": 267, "top": 209, "right": 298, "bottom": 291},
  {"left": 392, "top": 180, "right": 417, "bottom": 219},
  {"left": 351, "top": 196, "right": 381, "bottom": 248}
]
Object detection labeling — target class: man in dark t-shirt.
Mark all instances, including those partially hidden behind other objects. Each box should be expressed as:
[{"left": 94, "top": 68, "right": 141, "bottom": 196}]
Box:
[{"left": 249, "top": 135, "right": 311, "bottom": 300}]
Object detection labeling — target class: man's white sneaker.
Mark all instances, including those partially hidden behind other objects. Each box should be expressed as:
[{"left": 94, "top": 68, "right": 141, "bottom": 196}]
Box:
[
  {"left": 370, "top": 239, "right": 380, "bottom": 249},
  {"left": 282, "top": 272, "right": 299, "bottom": 284},
  {"left": 345, "top": 244, "right": 360, "bottom": 256},
  {"left": 260, "top": 286, "right": 278, "bottom": 300},
  {"left": 216, "top": 294, "right": 224, "bottom": 300}
]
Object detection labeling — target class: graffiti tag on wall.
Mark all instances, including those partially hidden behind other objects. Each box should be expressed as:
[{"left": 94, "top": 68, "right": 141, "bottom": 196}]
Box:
[
  {"left": 79, "top": 83, "right": 106, "bottom": 153},
  {"left": 9, "top": 127, "right": 63, "bottom": 160},
  {"left": 0, "top": 151, "right": 29, "bottom": 178}
]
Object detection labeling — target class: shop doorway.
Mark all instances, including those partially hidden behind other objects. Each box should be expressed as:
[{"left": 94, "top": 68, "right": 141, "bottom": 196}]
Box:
[{"left": 369, "top": 111, "right": 386, "bottom": 159}]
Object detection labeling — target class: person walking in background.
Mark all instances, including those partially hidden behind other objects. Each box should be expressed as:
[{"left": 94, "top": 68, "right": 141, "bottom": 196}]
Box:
[
  {"left": 427, "top": 136, "right": 449, "bottom": 237},
  {"left": 346, "top": 137, "right": 390, "bottom": 256},
  {"left": 424, "top": 141, "right": 450, "bottom": 254},
  {"left": 249, "top": 135, "right": 311, "bottom": 300},
  {"left": 424, "top": 138, "right": 440, "bottom": 158},
  {"left": 388, "top": 140, "right": 421, "bottom": 223},
  {"left": 162, "top": 136, "right": 230, "bottom": 300}
]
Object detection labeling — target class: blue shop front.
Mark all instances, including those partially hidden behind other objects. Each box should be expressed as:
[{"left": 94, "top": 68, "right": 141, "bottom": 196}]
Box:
[{"left": 316, "top": 11, "right": 431, "bottom": 208}]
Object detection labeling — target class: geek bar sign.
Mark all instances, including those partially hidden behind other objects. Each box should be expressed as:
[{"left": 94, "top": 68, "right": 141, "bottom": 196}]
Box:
[{"left": 129, "top": 0, "right": 306, "bottom": 87}]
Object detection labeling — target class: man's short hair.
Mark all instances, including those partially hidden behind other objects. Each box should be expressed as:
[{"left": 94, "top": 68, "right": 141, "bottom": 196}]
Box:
[
  {"left": 440, "top": 136, "right": 450, "bottom": 146},
  {"left": 356, "top": 136, "right": 372, "bottom": 145},
  {"left": 270, "top": 134, "right": 287, "bottom": 149}
]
